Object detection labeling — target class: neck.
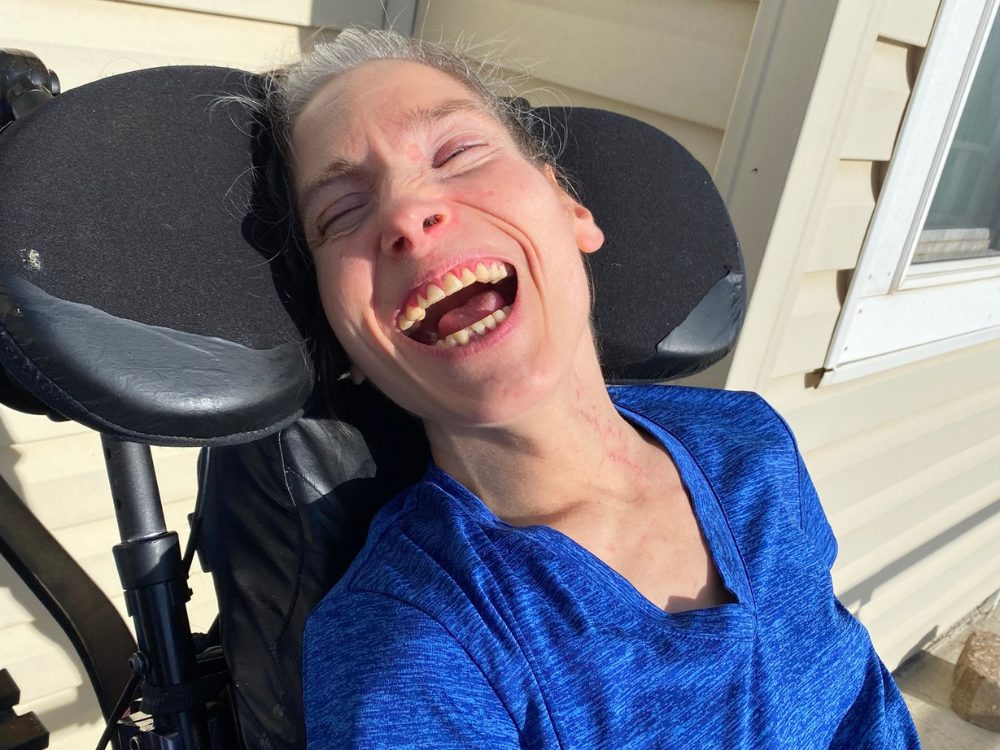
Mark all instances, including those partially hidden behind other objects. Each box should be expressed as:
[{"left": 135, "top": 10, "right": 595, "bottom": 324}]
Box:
[{"left": 424, "top": 342, "right": 659, "bottom": 525}]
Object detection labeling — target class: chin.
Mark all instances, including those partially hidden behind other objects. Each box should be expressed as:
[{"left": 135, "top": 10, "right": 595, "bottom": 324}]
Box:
[{"left": 422, "top": 366, "right": 570, "bottom": 431}]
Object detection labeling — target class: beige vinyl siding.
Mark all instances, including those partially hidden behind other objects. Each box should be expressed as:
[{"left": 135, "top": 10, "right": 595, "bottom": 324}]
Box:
[
  {"left": 0, "top": 1, "right": 336, "bottom": 746},
  {"left": 730, "top": 0, "right": 1000, "bottom": 669},
  {"left": 840, "top": 39, "right": 912, "bottom": 162},
  {"left": 805, "top": 160, "right": 877, "bottom": 272},
  {"left": 880, "top": 0, "right": 941, "bottom": 46},
  {"left": 8, "top": 0, "right": 312, "bottom": 90},
  {"left": 0, "top": 408, "right": 109, "bottom": 748},
  {"left": 116, "top": 0, "right": 384, "bottom": 28},
  {"left": 416, "top": 0, "right": 759, "bottom": 172}
]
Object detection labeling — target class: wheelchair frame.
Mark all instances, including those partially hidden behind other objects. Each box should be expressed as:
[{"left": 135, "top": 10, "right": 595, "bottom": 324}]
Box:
[
  {"left": 0, "top": 49, "right": 240, "bottom": 750},
  {"left": 0, "top": 45, "right": 745, "bottom": 750}
]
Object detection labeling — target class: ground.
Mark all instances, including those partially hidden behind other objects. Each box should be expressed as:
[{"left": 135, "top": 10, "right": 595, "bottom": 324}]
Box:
[{"left": 895, "top": 595, "right": 1000, "bottom": 749}]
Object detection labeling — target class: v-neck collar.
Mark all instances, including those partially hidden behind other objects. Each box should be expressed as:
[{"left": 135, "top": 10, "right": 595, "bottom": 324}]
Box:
[
  {"left": 614, "top": 400, "right": 756, "bottom": 614},
  {"left": 421, "top": 388, "right": 758, "bottom": 640}
]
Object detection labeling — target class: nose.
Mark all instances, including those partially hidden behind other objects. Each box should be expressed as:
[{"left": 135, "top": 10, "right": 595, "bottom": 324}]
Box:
[{"left": 378, "top": 188, "right": 449, "bottom": 257}]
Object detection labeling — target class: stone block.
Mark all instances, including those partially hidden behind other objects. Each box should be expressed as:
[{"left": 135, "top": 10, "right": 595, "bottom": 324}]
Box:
[{"left": 951, "top": 630, "right": 1000, "bottom": 733}]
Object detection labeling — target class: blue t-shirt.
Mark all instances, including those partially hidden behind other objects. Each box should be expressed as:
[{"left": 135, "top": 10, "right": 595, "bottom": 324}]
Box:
[{"left": 303, "top": 385, "right": 920, "bottom": 748}]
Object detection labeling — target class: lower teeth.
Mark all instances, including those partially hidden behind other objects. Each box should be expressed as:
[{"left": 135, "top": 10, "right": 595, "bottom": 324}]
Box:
[{"left": 436, "top": 306, "right": 511, "bottom": 348}]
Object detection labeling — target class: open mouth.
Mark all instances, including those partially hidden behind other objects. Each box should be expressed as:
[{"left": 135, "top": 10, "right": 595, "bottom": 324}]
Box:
[{"left": 396, "top": 261, "right": 518, "bottom": 347}]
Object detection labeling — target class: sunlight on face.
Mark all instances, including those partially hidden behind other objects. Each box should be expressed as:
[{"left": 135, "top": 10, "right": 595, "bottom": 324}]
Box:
[{"left": 291, "top": 60, "right": 603, "bottom": 428}]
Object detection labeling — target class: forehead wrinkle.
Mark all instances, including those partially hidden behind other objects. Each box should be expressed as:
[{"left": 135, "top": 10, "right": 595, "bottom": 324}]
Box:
[
  {"left": 298, "top": 97, "right": 494, "bottom": 214},
  {"left": 393, "top": 97, "right": 493, "bottom": 135}
]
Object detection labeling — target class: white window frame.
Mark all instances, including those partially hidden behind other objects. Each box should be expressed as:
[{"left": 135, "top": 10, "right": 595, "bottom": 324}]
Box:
[{"left": 821, "top": 0, "right": 1000, "bottom": 386}]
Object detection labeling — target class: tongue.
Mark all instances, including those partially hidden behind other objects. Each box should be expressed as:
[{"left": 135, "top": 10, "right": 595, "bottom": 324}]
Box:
[{"left": 437, "top": 290, "right": 506, "bottom": 338}]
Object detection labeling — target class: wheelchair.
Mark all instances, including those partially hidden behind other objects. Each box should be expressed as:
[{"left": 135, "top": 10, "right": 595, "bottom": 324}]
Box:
[{"left": 0, "top": 48, "right": 745, "bottom": 749}]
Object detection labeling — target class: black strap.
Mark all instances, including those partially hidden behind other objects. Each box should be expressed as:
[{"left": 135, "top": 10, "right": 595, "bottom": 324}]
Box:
[{"left": 141, "top": 663, "right": 229, "bottom": 716}]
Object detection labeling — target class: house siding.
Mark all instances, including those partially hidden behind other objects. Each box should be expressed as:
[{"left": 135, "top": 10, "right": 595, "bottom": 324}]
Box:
[
  {"left": 734, "top": 0, "right": 1000, "bottom": 669},
  {"left": 0, "top": 411, "right": 206, "bottom": 747},
  {"left": 416, "top": 0, "right": 759, "bottom": 172}
]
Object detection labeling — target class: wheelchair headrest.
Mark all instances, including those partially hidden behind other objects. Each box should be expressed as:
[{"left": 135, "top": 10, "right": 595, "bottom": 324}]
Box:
[
  {"left": 0, "top": 65, "right": 743, "bottom": 447},
  {"left": 544, "top": 107, "right": 744, "bottom": 380},
  {"left": 0, "top": 66, "right": 311, "bottom": 445}
]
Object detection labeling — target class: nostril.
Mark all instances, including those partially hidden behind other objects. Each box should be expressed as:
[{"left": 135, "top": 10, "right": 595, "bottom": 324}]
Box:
[{"left": 423, "top": 214, "right": 442, "bottom": 229}]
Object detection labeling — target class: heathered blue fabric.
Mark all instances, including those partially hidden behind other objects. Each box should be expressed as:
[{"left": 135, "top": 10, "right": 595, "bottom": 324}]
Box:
[{"left": 303, "top": 385, "right": 920, "bottom": 748}]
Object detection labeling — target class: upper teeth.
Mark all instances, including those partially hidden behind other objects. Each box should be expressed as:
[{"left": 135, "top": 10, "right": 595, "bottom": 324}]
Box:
[{"left": 397, "top": 261, "right": 510, "bottom": 332}]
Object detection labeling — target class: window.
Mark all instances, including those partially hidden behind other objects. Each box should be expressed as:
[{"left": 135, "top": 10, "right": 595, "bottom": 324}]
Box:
[{"left": 822, "top": 0, "right": 1000, "bottom": 385}]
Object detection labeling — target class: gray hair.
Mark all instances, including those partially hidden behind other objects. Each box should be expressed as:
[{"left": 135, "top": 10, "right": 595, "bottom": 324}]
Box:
[{"left": 266, "top": 27, "right": 549, "bottom": 169}]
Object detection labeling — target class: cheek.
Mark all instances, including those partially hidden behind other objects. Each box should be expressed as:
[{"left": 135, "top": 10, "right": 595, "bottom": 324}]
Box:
[
  {"left": 445, "top": 181, "right": 498, "bottom": 208},
  {"left": 452, "top": 159, "right": 553, "bottom": 216},
  {"left": 314, "top": 254, "right": 369, "bottom": 330}
]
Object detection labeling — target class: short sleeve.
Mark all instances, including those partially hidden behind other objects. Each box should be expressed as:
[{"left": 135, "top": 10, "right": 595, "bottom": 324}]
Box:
[
  {"left": 797, "top": 451, "right": 838, "bottom": 571},
  {"left": 303, "top": 591, "right": 522, "bottom": 749}
]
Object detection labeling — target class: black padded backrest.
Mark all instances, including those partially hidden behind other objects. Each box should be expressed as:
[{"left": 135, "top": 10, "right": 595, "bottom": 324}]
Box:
[
  {"left": 536, "top": 108, "right": 744, "bottom": 380},
  {"left": 198, "top": 382, "right": 426, "bottom": 749},
  {"left": 0, "top": 66, "right": 312, "bottom": 445}
]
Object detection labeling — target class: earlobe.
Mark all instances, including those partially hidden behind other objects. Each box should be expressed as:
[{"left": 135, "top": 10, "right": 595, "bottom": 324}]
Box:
[
  {"left": 349, "top": 363, "right": 366, "bottom": 385},
  {"left": 572, "top": 201, "right": 604, "bottom": 254}
]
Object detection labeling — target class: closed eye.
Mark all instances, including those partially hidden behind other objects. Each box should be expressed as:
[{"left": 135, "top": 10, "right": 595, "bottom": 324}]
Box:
[
  {"left": 433, "top": 142, "right": 484, "bottom": 168},
  {"left": 316, "top": 192, "right": 370, "bottom": 239}
]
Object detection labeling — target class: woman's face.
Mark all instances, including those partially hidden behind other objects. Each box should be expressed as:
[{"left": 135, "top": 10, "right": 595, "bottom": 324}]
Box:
[{"left": 290, "top": 60, "right": 603, "bottom": 427}]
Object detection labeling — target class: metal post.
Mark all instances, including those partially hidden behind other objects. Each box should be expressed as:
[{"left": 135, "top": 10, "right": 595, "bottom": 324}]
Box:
[{"left": 102, "top": 435, "right": 209, "bottom": 749}]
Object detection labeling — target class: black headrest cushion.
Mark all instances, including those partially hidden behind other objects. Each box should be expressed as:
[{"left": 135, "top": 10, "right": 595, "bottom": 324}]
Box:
[
  {"left": 0, "top": 66, "right": 312, "bottom": 444},
  {"left": 0, "top": 65, "right": 742, "bottom": 446},
  {"left": 534, "top": 108, "right": 743, "bottom": 379}
]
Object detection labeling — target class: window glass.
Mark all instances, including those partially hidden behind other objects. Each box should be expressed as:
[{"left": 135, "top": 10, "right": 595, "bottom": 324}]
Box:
[{"left": 914, "top": 9, "right": 1000, "bottom": 264}]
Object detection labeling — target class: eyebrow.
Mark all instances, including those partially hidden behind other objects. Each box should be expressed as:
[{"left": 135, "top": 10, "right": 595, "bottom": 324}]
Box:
[
  {"left": 396, "top": 98, "right": 487, "bottom": 134},
  {"left": 297, "top": 98, "right": 489, "bottom": 216}
]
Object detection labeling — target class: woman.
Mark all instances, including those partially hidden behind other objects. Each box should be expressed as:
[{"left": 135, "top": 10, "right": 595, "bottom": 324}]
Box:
[{"left": 265, "top": 28, "right": 920, "bottom": 748}]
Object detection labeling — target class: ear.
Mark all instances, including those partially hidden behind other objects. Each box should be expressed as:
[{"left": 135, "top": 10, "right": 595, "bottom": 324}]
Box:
[{"left": 542, "top": 165, "right": 605, "bottom": 254}]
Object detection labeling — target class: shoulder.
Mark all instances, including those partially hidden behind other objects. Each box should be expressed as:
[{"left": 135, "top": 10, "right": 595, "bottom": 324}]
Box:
[
  {"left": 304, "top": 474, "right": 503, "bottom": 661},
  {"left": 612, "top": 385, "right": 805, "bottom": 527},
  {"left": 324, "top": 475, "right": 489, "bottom": 609},
  {"left": 304, "top": 585, "right": 464, "bottom": 681},
  {"left": 301, "top": 483, "right": 529, "bottom": 747},
  {"left": 610, "top": 382, "right": 772, "bottom": 415},
  {"left": 302, "top": 483, "right": 485, "bottom": 695},
  {"left": 303, "top": 588, "right": 521, "bottom": 748},
  {"left": 610, "top": 384, "right": 795, "bottom": 453}
]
